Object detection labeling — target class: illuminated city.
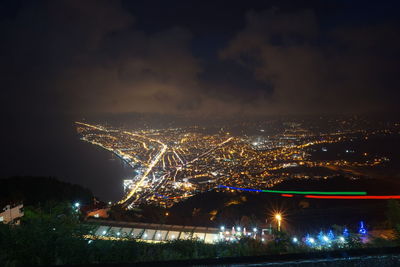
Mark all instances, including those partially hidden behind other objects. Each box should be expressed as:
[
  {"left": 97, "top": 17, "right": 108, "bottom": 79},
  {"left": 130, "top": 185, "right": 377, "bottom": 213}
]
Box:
[{"left": 76, "top": 118, "right": 398, "bottom": 208}]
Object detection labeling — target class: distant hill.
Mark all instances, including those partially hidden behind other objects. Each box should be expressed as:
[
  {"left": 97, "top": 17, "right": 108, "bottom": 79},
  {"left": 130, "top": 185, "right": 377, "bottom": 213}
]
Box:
[{"left": 0, "top": 176, "right": 93, "bottom": 207}]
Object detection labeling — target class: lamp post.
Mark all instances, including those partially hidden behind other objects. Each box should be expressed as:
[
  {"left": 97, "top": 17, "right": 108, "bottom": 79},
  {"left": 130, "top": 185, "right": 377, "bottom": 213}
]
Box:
[{"left": 275, "top": 213, "right": 282, "bottom": 232}]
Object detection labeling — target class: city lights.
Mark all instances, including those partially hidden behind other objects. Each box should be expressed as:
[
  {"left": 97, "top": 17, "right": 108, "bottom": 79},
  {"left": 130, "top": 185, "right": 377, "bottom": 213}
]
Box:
[{"left": 76, "top": 121, "right": 392, "bottom": 208}]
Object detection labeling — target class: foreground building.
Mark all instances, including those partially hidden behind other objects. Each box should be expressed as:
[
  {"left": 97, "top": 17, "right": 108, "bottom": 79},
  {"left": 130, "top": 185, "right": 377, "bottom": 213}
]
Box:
[
  {"left": 87, "top": 219, "right": 271, "bottom": 244},
  {"left": 0, "top": 204, "right": 24, "bottom": 225},
  {"left": 89, "top": 219, "right": 223, "bottom": 243}
]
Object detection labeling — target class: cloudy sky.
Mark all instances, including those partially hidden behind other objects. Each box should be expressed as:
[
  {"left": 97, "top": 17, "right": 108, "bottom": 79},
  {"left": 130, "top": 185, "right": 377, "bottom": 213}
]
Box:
[
  {"left": 1, "top": 0, "right": 400, "bottom": 119},
  {"left": 1, "top": 0, "right": 399, "bottom": 198}
]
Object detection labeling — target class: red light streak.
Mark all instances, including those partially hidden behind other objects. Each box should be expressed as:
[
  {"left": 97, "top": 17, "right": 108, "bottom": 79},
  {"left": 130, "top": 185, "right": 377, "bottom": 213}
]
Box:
[
  {"left": 281, "top": 194, "right": 293, "bottom": 197},
  {"left": 305, "top": 195, "right": 400, "bottom": 199}
]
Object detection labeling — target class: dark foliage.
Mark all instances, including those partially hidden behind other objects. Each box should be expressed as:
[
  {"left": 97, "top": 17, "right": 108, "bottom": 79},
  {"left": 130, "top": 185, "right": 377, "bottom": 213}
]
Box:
[{"left": 0, "top": 176, "right": 93, "bottom": 207}]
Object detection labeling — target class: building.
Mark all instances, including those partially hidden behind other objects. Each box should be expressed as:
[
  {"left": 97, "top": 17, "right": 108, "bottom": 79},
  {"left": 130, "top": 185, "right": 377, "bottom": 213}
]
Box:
[
  {"left": 88, "top": 219, "right": 221, "bottom": 243},
  {"left": 0, "top": 204, "right": 24, "bottom": 225},
  {"left": 87, "top": 219, "right": 271, "bottom": 244}
]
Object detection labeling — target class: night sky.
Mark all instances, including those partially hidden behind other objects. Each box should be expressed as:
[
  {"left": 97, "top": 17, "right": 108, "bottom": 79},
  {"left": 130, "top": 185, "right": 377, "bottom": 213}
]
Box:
[
  {"left": 1, "top": 0, "right": 400, "bottom": 198},
  {"left": 2, "top": 0, "right": 400, "bottom": 118}
]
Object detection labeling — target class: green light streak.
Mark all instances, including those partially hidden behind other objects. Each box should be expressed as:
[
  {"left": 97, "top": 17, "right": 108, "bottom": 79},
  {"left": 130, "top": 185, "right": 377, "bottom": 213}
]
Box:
[{"left": 262, "top": 189, "right": 367, "bottom": 195}]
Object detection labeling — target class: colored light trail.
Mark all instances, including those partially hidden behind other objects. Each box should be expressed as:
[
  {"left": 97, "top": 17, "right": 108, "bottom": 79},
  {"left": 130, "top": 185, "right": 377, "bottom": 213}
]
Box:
[
  {"left": 262, "top": 189, "right": 367, "bottom": 195},
  {"left": 154, "top": 188, "right": 400, "bottom": 201},
  {"left": 305, "top": 195, "right": 400, "bottom": 199},
  {"left": 155, "top": 193, "right": 193, "bottom": 200},
  {"left": 218, "top": 185, "right": 367, "bottom": 195}
]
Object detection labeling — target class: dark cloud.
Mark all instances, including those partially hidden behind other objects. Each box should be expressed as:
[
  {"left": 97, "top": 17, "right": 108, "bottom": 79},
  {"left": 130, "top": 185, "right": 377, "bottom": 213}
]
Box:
[
  {"left": 220, "top": 8, "right": 400, "bottom": 115},
  {"left": 1, "top": 1, "right": 399, "bottom": 119},
  {"left": 0, "top": 0, "right": 205, "bottom": 117}
]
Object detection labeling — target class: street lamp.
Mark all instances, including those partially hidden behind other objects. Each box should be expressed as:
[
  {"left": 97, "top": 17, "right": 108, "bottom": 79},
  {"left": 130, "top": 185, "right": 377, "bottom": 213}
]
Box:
[{"left": 275, "top": 213, "right": 282, "bottom": 231}]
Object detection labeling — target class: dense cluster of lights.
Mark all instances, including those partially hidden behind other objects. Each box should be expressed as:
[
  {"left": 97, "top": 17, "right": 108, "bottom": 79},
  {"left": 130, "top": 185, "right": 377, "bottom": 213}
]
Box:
[{"left": 76, "top": 121, "right": 395, "bottom": 207}]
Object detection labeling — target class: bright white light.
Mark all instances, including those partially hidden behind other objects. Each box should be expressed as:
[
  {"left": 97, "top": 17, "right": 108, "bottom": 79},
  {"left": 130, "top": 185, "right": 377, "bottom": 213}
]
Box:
[
  {"left": 74, "top": 202, "right": 80, "bottom": 208},
  {"left": 323, "top": 236, "right": 329, "bottom": 242},
  {"left": 293, "top": 237, "right": 298, "bottom": 243},
  {"left": 171, "top": 235, "right": 175, "bottom": 239},
  {"left": 309, "top": 238, "right": 315, "bottom": 244},
  {"left": 102, "top": 231, "right": 107, "bottom": 235},
  {"left": 339, "top": 236, "right": 345, "bottom": 242},
  {"left": 253, "top": 228, "right": 257, "bottom": 232},
  {"left": 117, "top": 232, "right": 120, "bottom": 236},
  {"left": 143, "top": 233, "right": 148, "bottom": 238},
  {"left": 261, "top": 238, "right": 265, "bottom": 242},
  {"left": 237, "top": 227, "right": 241, "bottom": 232},
  {"left": 220, "top": 226, "right": 225, "bottom": 231}
]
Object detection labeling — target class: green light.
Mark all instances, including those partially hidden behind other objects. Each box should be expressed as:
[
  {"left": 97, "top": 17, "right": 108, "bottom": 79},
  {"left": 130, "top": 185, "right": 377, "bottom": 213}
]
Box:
[{"left": 262, "top": 189, "right": 367, "bottom": 195}]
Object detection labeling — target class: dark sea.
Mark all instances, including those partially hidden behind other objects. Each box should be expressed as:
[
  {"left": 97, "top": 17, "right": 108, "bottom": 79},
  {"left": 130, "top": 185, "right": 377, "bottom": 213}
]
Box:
[{"left": 3, "top": 116, "right": 133, "bottom": 202}]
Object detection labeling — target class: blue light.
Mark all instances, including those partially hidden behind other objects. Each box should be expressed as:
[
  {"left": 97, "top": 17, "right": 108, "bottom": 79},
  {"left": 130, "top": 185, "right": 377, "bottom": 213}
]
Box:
[
  {"left": 306, "top": 234, "right": 315, "bottom": 245},
  {"left": 318, "top": 231, "right": 324, "bottom": 241},
  {"left": 155, "top": 193, "right": 169, "bottom": 199},
  {"left": 343, "top": 227, "right": 349, "bottom": 238},
  {"left": 327, "top": 230, "right": 334, "bottom": 240},
  {"left": 217, "top": 185, "right": 263, "bottom": 192},
  {"left": 359, "top": 221, "right": 367, "bottom": 235}
]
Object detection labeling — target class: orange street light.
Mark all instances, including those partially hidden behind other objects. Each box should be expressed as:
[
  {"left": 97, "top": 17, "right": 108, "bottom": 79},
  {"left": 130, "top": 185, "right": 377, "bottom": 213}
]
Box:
[{"left": 275, "top": 213, "right": 282, "bottom": 231}]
